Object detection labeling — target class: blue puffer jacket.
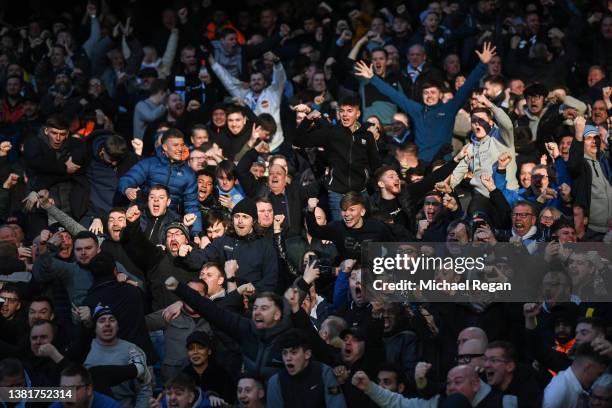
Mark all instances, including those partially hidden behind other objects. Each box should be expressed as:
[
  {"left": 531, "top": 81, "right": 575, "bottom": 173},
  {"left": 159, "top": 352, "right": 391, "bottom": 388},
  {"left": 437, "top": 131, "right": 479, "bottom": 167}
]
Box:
[{"left": 118, "top": 146, "right": 202, "bottom": 234}]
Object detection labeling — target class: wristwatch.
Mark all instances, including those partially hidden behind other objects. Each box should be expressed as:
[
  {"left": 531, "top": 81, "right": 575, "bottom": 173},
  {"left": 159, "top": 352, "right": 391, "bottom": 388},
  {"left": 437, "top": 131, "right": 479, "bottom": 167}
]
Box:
[{"left": 226, "top": 277, "right": 237, "bottom": 283}]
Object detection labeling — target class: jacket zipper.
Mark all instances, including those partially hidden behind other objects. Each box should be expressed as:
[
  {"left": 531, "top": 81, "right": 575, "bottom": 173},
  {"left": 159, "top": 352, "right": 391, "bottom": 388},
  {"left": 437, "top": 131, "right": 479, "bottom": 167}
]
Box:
[{"left": 149, "top": 217, "right": 159, "bottom": 241}]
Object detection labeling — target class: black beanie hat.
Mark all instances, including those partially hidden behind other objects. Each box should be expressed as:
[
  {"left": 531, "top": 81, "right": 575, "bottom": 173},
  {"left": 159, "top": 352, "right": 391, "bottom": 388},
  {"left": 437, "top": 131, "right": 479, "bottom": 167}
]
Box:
[{"left": 231, "top": 198, "right": 258, "bottom": 220}]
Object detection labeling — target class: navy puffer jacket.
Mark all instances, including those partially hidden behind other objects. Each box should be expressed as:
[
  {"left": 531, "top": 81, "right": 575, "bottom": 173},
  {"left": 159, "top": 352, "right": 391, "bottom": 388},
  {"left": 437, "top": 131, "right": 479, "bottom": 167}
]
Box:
[{"left": 118, "top": 146, "right": 202, "bottom": 234}]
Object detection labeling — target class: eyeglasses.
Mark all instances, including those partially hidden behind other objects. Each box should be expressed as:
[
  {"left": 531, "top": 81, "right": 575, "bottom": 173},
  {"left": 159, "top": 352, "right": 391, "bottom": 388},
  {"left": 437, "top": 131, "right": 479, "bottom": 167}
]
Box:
[
  {"left": 1, "top": 297, "right": 19, "bottom": 304},
  {"left": 456, "top": 353, "right": 484, "bottom": 364},
  {"left": 511, "top": 212, "right": 533, "bottom": 219}
]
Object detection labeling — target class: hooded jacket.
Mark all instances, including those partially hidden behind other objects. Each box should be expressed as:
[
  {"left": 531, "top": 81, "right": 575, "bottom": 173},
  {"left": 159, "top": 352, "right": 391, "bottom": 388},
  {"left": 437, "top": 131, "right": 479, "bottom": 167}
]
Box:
[
  {"left": 451, "top": 104, "right": 518, "bottom": 197},
  {"left": 118, "top": 146, "right": 201, "bottom": 234}
]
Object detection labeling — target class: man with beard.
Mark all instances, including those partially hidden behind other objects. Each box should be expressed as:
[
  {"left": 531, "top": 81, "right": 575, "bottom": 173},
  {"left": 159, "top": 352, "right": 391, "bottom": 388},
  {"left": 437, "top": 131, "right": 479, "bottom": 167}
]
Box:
[
  {"left": 120, "top": 205, "right": 196, "bottom": 311},
  {"left": 371, "top": 146, "right": 468, "bottom": 230},
  {"left": 146, "top": 279, "right": 211, "bottom": 382},
  {"left": 305, "top": 194, "right": 390, "bottom": 262},
  {"left": 33, "top": 230, "right": 100, "bottom": 307},
  {"left": 381, "top": 303, "right": 419, "bottom": 382},
  {"left": 0, "top": 285, "right": 28, "bottom": 359},
  {"left": 236, "top": 146, "right": 319, "bottom": 238},
  {"left": 39, "top": 69, "right": 81, "bottom": 116},
  {"left": 484, "top": 341, "right": 542, "bottom": 408},
  {"left": 266, "top": 329, "right": 347, "bottom": 407},
  {"left": 177, "top": 198, "right": 278, "bottom": 292},
  {"left": 165, "top": 276, "right": 292, "bottom": 380},
  {"left": 209, "top": 51, "right": 286, "bottom": 152},
  {"left": 137, "top": 185, "right": 180, "bottom": 245},
  {"left": 119, "top": 128, "right": 202, "bottom": 236}
]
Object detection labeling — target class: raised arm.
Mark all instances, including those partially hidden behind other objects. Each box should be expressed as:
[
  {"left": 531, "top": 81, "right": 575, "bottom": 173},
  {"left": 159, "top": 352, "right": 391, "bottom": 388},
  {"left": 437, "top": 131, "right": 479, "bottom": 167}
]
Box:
[
  {"left": 354, "top": 60, "right": 422, "bottom": 117},
  {"left": 210, "top": 59, "right": 248, "bottom": 99}
]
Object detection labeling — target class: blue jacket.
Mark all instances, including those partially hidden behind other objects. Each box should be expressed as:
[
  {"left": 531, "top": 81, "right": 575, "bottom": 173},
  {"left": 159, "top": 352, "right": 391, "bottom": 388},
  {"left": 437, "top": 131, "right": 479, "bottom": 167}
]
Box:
[
  {"left": 368, "top": 62, "right": 487, "bottom": 162},
  {"left": 494, "top": 156, "right": 572, "bottom": 213},
  {"left": 118, "top": 146, "right": 202, "bottom": 234}
]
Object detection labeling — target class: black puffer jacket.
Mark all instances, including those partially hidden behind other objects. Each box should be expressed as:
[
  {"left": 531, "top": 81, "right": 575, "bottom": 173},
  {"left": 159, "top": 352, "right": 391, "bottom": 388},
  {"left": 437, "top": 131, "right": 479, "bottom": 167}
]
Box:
[{"left": 179, "top": 232, "right": 279, "bottom": 293}]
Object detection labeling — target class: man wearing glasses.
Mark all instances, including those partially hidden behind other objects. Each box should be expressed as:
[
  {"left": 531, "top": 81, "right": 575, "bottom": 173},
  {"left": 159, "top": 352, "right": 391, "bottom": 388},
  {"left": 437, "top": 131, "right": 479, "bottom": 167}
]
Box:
[
  {"left": 509, "top": 201, "right": 539, "bottom": 253},
  {"left": 484, "top": 341, "right": 542, "bottom": 408}
]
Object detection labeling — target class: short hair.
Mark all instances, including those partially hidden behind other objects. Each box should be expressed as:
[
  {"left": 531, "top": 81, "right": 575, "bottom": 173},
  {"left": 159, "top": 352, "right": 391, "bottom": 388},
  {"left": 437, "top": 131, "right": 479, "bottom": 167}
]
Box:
[
  {"left": 219, "top": 27, "right": 237, "bottom": 40},
  {"left": 447, "top": 219, "right": 472, "bottom": 240},
  {"left": 370, "top": 47, "right": 388, "bottom": 58},
  {"left": 205, "top": 210, "right": 229, "bottom": 229},
  {"left": 30, "top": 296, "right": 55, "bottom": 314},
  {"left": 397, "top": 142, "right": 418, "bottom": 155},
  {"left": 73, "top": 231, "right": 99, "bottom": 246},
  {"left": 0, "top": 358, "right": 24, "bottom": 382},
  {"left": 30, "top": 319, "right": 57, "bottom": 337},
  {"left": 201, "top": 261, "right": 226, "bottom": 280},
  {"left": 278, "top": 328, "right": 311, "bottom": 350},
  {"left": 0, "top": 284, "right": 19, "bottom": 299},
  {"left": 377, "top": 362, "right": 406, "bottom": 384},
  {"left": 237, "top": 373, "right": 265, "bottom": 390},
  {"left": 338, "top": 95, "right": 361, "bottom": 108},
  {"left": 0, "top": 241, "right": 17, "bottom": 258},
  {"left": 216, "top": 160, "right": 237, "bottom": 181},
  {"left": 190, "top": 124, "right": 209, "bottom": 137},
  {"left": 161, "top": 128, "right": 185, "bottom": 144},
  {"left": 340, "top": 191, "right": 367, "bottom": 211},
  {"left": 149, "top": 184, "right": 170, "bottom": 196},
  {"left": 60, "top": 364, "right": 92, "bottom": 385},
  {"left": 226, "top": 105, "right": 246, "bottom": 117},
  {"left": 572, "top": 203, "right": 589, "bottom": 218},
  {"left": 513, "top": 201, "right": 535, "bottom": 214},
  {"left": 196, "top": 166, "right": 216, "bottom": 180},
  {"left": 257, "top": 113, "right": 277, "bottom": 135},
  {"left": 108, "top": 207, "right": 127, "bottom": 216},
  {"left": 165, "top": 373, "right": 196, "bottom": 394},
  {"left": 255, "top": 292, "right": 283, "bottom": 314},
  {"left": 320, "top": 316, "right": 347, "bottom": 339},
  {"left": 103, "top": 134, "right": 128, "bottom": 161},
  {"left": 255, "top": 197, "right": 273, "bottom": 207},
  {"left": 45, "top": 115, "right": 69, "bottom": 131},
  {"left": 486, "top": 341, "right": 517, "bottom": 363},
  {"left": 576, "top": 317, "right": 606, "bottom": 335},
  {"left": 374, "top": 165, "right": 397, "bottom": 183},
  {"left": 471, "top": 107, "right": 493, "bottom": 119},
  {"left": 421, "top": 81, "right": 443, "bottom": 91},
  {"left": 149, "top": 78, "right": 169, "bottom": 96},
  {"left": 484, "top": 75, "right": 506, "bottom": 88}
]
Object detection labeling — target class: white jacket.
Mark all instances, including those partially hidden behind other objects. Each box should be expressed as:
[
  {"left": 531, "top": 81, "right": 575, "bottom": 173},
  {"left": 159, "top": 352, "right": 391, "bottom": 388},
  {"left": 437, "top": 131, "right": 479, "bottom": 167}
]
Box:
[{"left": 212, "top": 61, "right": 286, "bottom": 152}]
